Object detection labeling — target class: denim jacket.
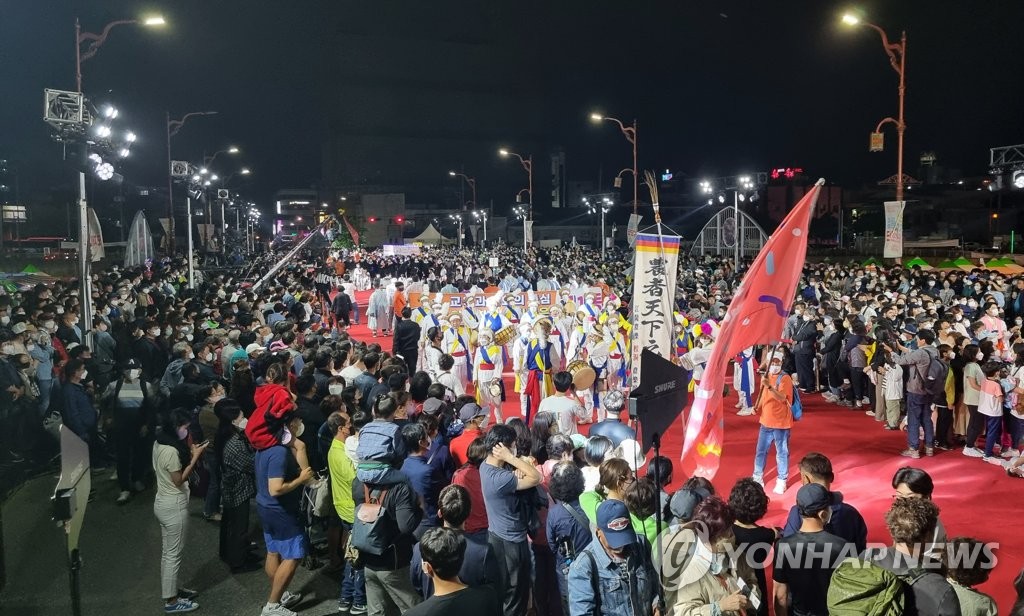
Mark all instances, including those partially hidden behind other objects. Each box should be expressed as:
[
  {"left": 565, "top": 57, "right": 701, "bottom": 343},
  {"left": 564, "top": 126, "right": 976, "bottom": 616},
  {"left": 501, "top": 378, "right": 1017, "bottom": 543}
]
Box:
[{"left": 567, "top": 537, "right": 659, "bottom": 616}]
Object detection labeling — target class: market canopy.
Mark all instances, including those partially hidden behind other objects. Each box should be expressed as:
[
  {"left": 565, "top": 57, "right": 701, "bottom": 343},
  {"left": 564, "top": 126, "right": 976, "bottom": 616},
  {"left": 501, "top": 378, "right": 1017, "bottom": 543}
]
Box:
[
  {"left": 903, "top": 256, "right": 931, "bottom": 269},
  {"left": 406, "top": 223, "right": 455, "bottom": 245}
]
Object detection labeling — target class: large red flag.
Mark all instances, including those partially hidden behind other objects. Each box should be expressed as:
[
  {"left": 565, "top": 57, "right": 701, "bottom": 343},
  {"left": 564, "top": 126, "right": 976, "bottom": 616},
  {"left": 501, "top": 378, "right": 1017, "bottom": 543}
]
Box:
[
  {"left": 679, "top": 179, "right": 823, "bottom": 479},
  {"left": 342, "top": 215, "right": 361, "bottom": 247}
]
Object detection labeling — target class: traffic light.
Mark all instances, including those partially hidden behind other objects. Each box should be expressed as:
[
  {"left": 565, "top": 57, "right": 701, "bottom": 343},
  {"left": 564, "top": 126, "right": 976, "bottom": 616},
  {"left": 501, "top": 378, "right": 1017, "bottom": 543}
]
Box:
[
  {"left": 368, "top": 216, "right": 377, "bottom": 223},
  {"left": 394, "top": 215, "right": 404, "bottom": 224}
]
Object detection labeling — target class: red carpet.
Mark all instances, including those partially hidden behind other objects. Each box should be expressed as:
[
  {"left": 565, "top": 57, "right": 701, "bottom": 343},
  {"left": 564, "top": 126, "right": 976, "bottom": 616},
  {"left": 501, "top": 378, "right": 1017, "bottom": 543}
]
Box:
[{"left": 344, "top": 292, "right": 1022, "bottom": 611}]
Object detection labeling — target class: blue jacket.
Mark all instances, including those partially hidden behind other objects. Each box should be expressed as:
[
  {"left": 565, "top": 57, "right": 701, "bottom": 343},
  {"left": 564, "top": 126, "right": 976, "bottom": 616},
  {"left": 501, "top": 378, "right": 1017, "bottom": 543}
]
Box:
[
  {"left": 409, "top": 529, "right": 499, "bottom": 599},
  {"left": 63, "top": 382, "right": 96, "bottom": 439},
  {"left": 567, "top": 537, "right": 659, "bottom": 616},
  {"left": 546, "top": 500, "right": 593, "bottom": 597},
  {"left": 401, "top": 453, "right": 443, "bottom": 532}
]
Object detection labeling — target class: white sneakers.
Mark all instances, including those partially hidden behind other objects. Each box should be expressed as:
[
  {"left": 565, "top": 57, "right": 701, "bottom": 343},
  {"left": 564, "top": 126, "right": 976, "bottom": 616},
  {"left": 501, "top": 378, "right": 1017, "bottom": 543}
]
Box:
[
  {"left": 962, "top": 447, "right": 984, "bottom": 458},
  {"left": 261, "top": 604, "right": 295, "bottom": 616},
  {"left": 773, "top": 479, "right": 787, "bottom": 495}
]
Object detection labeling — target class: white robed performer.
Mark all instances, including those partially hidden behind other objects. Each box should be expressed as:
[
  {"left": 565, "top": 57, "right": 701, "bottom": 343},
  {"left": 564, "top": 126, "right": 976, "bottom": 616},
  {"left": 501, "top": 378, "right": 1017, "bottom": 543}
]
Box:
[
  {"left": 443, "top": 312, "right": 474, "bottom": 394},
  {"left": 733, "top": 346, "right": 757, "bottom": 416},
  {"left": 511, "top": 323, "right": 532, "bottom": 420},
  {"left": 473, "top": 328, "right": 504, "bottom": 426},
  {"left": 366, "top": 282, "right": 390, "bottom": 338}
]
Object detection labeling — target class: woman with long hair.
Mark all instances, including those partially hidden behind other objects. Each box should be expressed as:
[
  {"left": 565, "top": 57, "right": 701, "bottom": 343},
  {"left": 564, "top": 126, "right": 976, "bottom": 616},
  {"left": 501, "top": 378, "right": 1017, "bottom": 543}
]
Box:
[
  {"left": 153, "top": 408, "right": 207, "bottom": 613},
  {"left": 962, "top": 343, "right": 987, "bottom": 457},
  {"left": 230, "top": 359, "right": 256, "bottom": 417},
  {"left": 579, "top": 457, "right": 634, "bottom": 523},
  {"left": 528, "top": 411, "right": 558, "bottom": 464},
  {"left": 215, "top": 398, "right": 259, "bottom": 573}
]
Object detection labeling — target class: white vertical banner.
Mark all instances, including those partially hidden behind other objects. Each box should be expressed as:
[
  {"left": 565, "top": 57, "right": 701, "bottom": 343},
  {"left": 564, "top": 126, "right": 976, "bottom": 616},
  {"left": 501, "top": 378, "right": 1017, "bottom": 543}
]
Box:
[
  {"left": 124, "top": 211, "right": 154, "bottom": 267},
  {"left": 883, "top": 201, "right": 905, "bottom": 258},
  {"left": 86, "top": 207, "right": 104, "bottom": 262},
  {"left": 626, "top": 214, "right": 642, "bottom": 247},
  {"left": 524, "top": 220, "right": 534, "bottom": 245},
  {"left": 629, "top": 233, "right": 681, "bottom": 389}
]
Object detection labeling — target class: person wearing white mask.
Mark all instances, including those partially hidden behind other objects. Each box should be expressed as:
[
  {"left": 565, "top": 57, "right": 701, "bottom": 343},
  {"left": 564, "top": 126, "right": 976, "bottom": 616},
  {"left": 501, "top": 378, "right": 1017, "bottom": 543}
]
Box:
[
  {"left": 62, "top": 359, "right": 98, "bottom": 448},
  {"left": 752, "top": 351, "right": 796, "bottom": 495},
  {"left": 113, "top": 359, "right": 149, "bottom": 504},
  {"left": 215, "top": 398, "right": 260, "bottom": 573},
  {"left": 28, "top": 329, "right": 55, "bottom": 417},
  {"left": 153, "top": 408, "right": 207, "bottom": 613}
]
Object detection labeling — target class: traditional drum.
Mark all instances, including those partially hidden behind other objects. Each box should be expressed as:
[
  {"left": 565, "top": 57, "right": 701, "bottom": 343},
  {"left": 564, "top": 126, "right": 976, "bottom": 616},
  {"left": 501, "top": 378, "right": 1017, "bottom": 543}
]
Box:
[
  {"left": 568, "top": 359, "right": 597, "bottom": 390},
  {"left": 494, "top": 325, "right": 518, "bottom": 346}
]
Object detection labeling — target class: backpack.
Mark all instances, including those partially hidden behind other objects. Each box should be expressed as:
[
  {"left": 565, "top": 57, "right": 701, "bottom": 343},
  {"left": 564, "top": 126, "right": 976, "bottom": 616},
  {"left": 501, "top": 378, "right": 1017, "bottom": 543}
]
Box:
[
  {"left": 827, "top": 558, "right": 906, "bottom": 616},
  {"left": 351, "top": 484, "right": 395, "bottom": 556},
  {"left": 777, "top": 374, "right": 803, "bottom": 420},
  {"left": 918, "top": 351, "right": 948, "bottom": 398}
]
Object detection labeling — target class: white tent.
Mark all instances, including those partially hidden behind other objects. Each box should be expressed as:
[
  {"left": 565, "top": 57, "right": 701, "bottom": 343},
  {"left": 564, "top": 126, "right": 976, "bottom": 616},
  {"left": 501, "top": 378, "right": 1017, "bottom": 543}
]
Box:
[{"left": 406, "top": 223, "right": 454, "bottom": 245}]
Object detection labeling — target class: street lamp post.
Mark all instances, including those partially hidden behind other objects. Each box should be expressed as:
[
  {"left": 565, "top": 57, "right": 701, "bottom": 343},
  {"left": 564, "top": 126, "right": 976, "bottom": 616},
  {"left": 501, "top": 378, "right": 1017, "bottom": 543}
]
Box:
[
  {"left": 591, "top": 113, "right": 638, "bottom": 214},
  {"left": 449, "top": 214, "right": 463, "bottom": 250},
  {"left": 167, "top": 111, "right": 217, "bottom": 253},
  {"left": 472, "top": 210, "right": 488, "bottom": 244},
  {"left": 499, "top": 148, "right": 533, "bottom": 219},
  {"left": 585, "top": 197, "right": 612, "bottom": 259},
  {"left": 448, "top": 170, "right": 477, "bottom": 210},
  {"left": 843, "top": 13, "right": 907, "bottom": 203},
  {"left": 73, "top": 14, "right": 162, "bottom": 341}
]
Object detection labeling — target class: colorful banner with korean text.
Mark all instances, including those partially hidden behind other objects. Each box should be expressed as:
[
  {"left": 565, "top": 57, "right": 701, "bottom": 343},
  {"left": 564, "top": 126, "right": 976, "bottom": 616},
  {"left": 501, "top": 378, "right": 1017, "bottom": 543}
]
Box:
[
  {"left": 406, "top": 289, "right": 604, "bottom": 312},
  {"left": 629, "top": 233, "right": 680, "bottom": 389},
  {"left": 883, "top": 201, "right": 905, "bottom": 258}
]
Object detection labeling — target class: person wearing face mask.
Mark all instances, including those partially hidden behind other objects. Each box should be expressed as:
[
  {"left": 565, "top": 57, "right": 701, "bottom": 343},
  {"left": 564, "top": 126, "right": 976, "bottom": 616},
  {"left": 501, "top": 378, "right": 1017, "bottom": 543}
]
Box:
[
  {"left": 112, "top": 359, "right": 151, "bottom": 504},
  {"left": 62, "top": 358, "right": 98, "bottom": 446},
  {"left": 152, "top": 407, "right": 207, "bottom": 613},
  {"left": 782, "top": 302, "right": 806, "bottom": 342},
  {"left": 191, "top": 341, "right": 218, "bottom": 382},
  {"left": 90, "top": 316, "right": 117, "bottom": 391},
  {"left": 792, "top": 311, "right": 820, "bottom": 395},
  {"left": 254, "top": 407, "right": 315, "bottom": 616},
  {"left": 214, "top": 398, "right": 261, "bottom": 573},
  {"left": 753, "top": 351, "right": 795, "bottom": 495},
  {"left": 400, "top": 421, "right": 444, "bottom": 540},
  {"left": 886, "top": 328, "right": 943, "bottom": 459},
  {"left": 28, "top": 329, "right": 55, "bottom": 417},
  {"left": 135, "top": 321, "right": 169, "bottom": 398},
  {"left": 56, "top": 310, "right": 82, "bottom": 347},
  {"left": 772, "top": 484, "right": 850, "bottom": 616},
  {"left": 662, "top": 496, "right": 754, "bottom": 616}
]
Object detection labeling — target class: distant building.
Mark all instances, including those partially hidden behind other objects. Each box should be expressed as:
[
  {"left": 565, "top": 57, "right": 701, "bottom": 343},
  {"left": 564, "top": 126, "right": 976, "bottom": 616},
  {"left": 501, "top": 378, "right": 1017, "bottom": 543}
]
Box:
[{"left": 272, "top": 189, "right": 319, "bottom": 235}]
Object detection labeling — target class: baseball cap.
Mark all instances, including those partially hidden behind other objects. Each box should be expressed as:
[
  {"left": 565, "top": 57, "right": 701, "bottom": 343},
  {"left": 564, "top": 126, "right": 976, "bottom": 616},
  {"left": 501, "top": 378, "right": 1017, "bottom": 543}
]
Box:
[
  {"left": 796, "top": 483, "right": 835, "bottom": 517},
  {"left": 245, "top": 343, "right": 264, "bottom": 355},
  {"left": 11, "top": 322, "right": 27, "bottom": 335},
  {"left": 596, "top": 500, "right": 635, "bottom": 549},
  {"left": 458, "top": 402, "right": 486, "bottom": 423},
  {"left": 422, "top": 398, "right": 445, "bottom": 416},
  {"left": 669, "top": 487, "right": 711, "bottom": 522},
  {"left": 570, "top": 434, "right": 587, "bottom": 451}
]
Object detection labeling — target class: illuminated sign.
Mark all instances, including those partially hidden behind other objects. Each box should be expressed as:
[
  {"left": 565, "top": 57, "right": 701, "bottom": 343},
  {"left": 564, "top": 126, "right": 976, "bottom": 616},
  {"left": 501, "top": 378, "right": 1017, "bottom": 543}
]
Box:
[{"left": 770, "top": 167, "right": 805, "bottom": 180}]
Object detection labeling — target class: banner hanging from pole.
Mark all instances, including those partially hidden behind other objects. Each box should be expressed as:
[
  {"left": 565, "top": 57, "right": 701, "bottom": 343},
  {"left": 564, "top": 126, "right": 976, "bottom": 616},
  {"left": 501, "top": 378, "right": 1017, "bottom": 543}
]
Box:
[
  {"left": 86, "top": 207, "right": 104, "bottom": 262},
  {"left": 342, "top": 214, "right": 360, "bottom": 246},
  {"left": 883, "top": 201, "right": 905, "bottom": 258},
  {"left": 524, "top": 220, "right": 534, "bottom": 245},
  {"left": 629, "top": 232, "right": 680, "bottom": 390}
]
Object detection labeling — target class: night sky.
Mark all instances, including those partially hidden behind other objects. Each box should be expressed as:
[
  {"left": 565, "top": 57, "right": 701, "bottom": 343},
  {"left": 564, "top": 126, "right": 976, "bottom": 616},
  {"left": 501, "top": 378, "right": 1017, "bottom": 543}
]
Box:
[{"left": 2, "top": 1, "right": 1023, "bottom": 223}]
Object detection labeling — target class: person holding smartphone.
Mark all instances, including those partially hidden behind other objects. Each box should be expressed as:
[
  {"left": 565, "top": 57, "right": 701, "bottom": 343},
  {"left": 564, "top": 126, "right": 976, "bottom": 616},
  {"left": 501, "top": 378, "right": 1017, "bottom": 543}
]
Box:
[{"left": 153, "top": 408, "right": 207, "bottom": 614}]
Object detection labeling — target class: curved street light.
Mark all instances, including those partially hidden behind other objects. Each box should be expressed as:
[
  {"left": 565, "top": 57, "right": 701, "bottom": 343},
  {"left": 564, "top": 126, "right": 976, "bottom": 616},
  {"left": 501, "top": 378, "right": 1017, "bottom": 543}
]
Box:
[{"left": 590, "top": 112, "right": 638, "bottom": 214}]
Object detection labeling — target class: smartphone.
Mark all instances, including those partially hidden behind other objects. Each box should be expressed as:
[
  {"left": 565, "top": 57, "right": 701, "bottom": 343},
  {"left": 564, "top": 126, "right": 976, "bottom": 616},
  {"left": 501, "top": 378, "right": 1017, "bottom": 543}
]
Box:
[{"left": 198, "top": 440, "right": 210, "bottom": 448}]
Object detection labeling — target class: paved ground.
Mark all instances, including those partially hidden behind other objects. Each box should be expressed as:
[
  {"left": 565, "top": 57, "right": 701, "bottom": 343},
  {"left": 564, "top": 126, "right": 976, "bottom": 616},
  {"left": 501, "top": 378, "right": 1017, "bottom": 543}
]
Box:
[{"left": 1, "top": 468, "right": 344, "bottom": 615}]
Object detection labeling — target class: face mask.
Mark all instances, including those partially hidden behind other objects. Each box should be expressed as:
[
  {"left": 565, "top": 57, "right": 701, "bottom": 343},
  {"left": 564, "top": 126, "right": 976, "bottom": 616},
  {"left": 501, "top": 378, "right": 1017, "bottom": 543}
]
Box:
[
  {"left": 128, "top": 369, "right": 142, "bottom": 380},
  {"left": 205, "top": 352, "right": 214, "bottom": 362},
  {"left": 149, "top": 329, "right": 161, "bottom": 337},
  {"left": 0, "top": 316, "right": 8, "bottom": 326},
  {"left": 768, "top": 364, "right": 781, "bottom": 375},
  {"left": 977, "top": 352, "right": 984, "bottom": 361},
  {"left": 233, "top": 416, "right": 248, "bottom": 430},
  {"left": 328, "top": 384, "right": 344, "bottom": 395},
  {"left": 176, "top": 426, "right": 189, "bottom": 440},
  {"left": 803, "top": 315, "right": 813, "bottom": 322},
  {"left": 80, "top": 369, "right": 88, "bottom": 379},
  {"left": 281, "top": 427, "right": 293, "bottom": 445}
]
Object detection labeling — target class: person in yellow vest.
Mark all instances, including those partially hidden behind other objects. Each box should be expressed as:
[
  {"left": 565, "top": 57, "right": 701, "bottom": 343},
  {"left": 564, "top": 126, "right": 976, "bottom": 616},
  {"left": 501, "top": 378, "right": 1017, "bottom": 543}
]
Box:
[
  {"left": 602, "top": 318, "right": 628, "bottom": 400},
  {"left": 512, "top": 323, "right": 532, "bottom": 420},
  {"left": 522, "top": 319, "right": 555, "bottom": 423},
  {"left": 546, "top": 307, "right": 568, "bottom": 372},
  {"left": 473, "top": 328, "right": 504, "bottom": 426}
]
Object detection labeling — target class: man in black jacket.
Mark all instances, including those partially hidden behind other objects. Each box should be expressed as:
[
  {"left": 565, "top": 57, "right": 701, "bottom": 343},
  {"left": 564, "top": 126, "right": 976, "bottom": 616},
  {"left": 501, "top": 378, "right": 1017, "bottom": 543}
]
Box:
[
  {"left": 332, "top": 287, "right": 352, "bottom": 329},
  {"left": 393, "top": 307, "right": 421, "bottom": 374},
  {"left": 792, "top": 313, "right": 820, "bottom": 394}
]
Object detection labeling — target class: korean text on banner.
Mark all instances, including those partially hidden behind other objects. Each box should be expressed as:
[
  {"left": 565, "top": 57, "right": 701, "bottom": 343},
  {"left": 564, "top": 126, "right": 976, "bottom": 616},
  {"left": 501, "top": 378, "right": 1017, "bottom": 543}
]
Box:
[
  {"left": 86, "top": 207, "right": 104, "bottom": 262},
  {"left": 629, "top": 233, "right": 680, "bottom": 389},
  {"left": 679, "top": 180, "right": 823, "bottom": 480},
  {"left": 883, "top": 201, "right": 905, "bottom": 258}
]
